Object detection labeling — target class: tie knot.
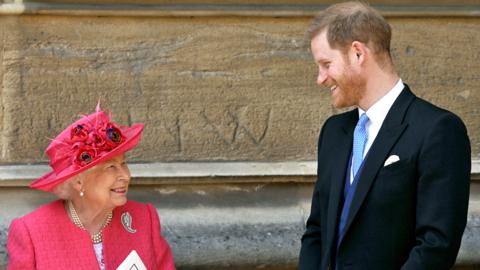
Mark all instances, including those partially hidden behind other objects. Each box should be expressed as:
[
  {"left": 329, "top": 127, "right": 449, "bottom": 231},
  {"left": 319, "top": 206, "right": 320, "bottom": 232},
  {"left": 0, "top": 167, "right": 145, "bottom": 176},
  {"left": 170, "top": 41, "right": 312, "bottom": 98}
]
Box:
[{"left": 357, "top": 113, "right": 369, "bottom": 128}]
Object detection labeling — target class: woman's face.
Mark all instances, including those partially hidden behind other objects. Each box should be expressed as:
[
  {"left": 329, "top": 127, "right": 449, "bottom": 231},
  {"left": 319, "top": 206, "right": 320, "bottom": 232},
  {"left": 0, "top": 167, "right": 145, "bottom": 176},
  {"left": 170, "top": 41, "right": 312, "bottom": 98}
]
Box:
[{"left": 80, "top": 154, "right": 131, "bottom": 211}]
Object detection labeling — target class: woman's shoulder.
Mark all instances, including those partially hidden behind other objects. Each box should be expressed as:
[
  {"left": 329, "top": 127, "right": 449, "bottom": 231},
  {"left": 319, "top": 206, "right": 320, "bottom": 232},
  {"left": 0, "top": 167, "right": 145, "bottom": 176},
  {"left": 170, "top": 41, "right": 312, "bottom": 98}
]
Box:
[
  {"left": 14, "top": 200, "right": 65, "bottom": 225},
  {"left": 9, "top": 200, "right": 67, "bottom": 239},
  {"left": 116, "top": 200, "right": 157, "bottom": 218},
  {"left": 111, "top": 200, "right": 160, "bottom": 235},
  {"left": 120, "top": 200, "right": 152, "bottom": 210}
]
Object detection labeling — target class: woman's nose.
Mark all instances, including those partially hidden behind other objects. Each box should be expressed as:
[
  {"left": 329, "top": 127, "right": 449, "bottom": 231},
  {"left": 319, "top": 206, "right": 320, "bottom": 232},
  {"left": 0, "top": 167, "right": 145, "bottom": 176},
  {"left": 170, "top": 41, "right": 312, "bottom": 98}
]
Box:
[{"left": 118, "top": 165, "right": 131, "bottom": 182}]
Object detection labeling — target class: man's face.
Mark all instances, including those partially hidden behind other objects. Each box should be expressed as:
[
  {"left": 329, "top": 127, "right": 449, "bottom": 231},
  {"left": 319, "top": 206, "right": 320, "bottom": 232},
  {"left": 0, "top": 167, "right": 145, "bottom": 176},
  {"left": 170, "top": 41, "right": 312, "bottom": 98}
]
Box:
[{"left": 311, "top": 31, "right": 365, "bottom": 108}]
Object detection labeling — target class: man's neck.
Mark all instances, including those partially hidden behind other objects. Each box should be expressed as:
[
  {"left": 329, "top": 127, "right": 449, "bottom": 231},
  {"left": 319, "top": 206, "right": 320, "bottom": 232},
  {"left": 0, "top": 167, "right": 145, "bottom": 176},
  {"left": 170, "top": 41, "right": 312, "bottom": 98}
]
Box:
[{"left": 358, "top": 72, "right": 400, "bottom": 111}]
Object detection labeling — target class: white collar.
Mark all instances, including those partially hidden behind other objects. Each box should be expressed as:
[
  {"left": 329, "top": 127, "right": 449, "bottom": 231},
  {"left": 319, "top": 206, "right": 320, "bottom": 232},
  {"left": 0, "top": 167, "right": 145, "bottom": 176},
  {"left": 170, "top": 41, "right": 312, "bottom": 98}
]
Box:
[{"left": 358, "top": 79, "right": 404, "bottom": 124}]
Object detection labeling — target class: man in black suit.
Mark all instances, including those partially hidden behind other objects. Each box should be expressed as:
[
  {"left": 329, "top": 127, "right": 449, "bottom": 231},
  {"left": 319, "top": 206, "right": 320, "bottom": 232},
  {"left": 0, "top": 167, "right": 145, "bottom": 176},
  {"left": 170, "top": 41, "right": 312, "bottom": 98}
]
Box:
[{"left": 298, "top": 2, "right": 471, "bottom": 270}]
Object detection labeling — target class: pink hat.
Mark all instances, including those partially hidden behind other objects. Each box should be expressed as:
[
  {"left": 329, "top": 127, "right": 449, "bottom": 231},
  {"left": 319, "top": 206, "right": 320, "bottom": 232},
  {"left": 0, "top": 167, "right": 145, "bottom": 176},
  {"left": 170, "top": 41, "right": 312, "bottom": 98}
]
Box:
[{"left": 30, "top": 105, "right": 144, "bottom": 192}]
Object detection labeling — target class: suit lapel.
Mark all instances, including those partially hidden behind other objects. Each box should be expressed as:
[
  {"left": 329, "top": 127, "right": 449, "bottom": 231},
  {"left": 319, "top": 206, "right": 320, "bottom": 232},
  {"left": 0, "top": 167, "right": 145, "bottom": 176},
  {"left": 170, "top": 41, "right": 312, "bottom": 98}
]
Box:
[
  {"left": 340, "top": 86, "right": 416, "bottom": 240},
  {"left": 325, "top": 110, "right": 357, "bottom": 257}
]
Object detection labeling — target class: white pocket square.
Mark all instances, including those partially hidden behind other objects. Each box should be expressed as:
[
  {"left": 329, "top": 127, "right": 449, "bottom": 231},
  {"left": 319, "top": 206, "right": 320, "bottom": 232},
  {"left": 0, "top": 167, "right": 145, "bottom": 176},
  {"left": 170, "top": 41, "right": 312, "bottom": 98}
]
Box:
[{"left": 384, "top": 155, "right": 400, "bottom": 166}]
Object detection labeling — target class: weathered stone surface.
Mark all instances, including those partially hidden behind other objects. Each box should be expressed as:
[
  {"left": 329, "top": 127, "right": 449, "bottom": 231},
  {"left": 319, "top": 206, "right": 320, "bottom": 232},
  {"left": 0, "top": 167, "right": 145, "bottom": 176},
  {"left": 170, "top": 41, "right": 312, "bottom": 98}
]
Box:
[
  {"left": 0, "top": 16, "right": 478, "bottom": 163},
  {"left": 0, "top": 2, "right": 478, "bottom": 270},
  {"left": 391, "top": 18, "right": 480, "bottom": 161},
  {"left": 0, "top": 181, "right": 479, "bottom": 269},
  {"left": 0, "top": 183, "right": 307, "bottom": 269},
  {"left": 0, "top": 15, "right": 318, "bottom": 163},
  {"left": 7, "top": 0, "right": 480, "bottom": 5}
]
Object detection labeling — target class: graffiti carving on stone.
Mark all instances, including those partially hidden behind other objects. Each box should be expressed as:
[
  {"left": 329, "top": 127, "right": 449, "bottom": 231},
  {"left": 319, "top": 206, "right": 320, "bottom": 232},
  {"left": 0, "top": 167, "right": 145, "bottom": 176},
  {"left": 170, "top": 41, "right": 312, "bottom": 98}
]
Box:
[{"left": 201, "top": 105, "right": 272, "bottom": 146}]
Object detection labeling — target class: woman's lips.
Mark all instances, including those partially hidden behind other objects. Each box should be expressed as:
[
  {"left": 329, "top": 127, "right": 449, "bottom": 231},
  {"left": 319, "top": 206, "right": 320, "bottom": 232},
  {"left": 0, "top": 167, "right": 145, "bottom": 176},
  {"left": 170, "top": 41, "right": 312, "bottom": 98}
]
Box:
[{"left": 111, "top": 188, "right": 127, "bottom": 194}]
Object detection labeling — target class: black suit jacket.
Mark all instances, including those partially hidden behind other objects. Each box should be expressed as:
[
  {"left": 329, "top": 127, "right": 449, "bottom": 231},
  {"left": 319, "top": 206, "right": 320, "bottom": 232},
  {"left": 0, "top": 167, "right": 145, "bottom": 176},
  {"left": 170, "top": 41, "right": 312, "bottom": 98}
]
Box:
[{"left": 298, "top": 86, "right": 471, "bottom": 270}]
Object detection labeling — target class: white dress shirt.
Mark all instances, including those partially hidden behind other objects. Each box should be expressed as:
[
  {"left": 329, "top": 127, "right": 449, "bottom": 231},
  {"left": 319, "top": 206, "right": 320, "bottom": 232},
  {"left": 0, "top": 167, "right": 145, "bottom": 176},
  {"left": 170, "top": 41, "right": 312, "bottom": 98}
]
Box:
[{"left": 350, "top": 79, "right": 404, "bottom": 184}]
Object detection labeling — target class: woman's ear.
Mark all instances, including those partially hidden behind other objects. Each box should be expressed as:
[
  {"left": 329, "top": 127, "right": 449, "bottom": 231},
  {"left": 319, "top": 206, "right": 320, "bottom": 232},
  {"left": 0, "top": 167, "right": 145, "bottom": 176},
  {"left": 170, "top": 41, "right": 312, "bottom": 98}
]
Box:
[{"left": 72, "top": 175, "right": 83, "bottom": 193}]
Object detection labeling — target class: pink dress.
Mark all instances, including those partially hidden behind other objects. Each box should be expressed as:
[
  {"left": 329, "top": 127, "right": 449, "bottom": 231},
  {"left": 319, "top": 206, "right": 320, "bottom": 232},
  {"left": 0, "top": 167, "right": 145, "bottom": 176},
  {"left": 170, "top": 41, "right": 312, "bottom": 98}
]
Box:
[{"left": 7, "top": 200, "right": 176, "bottom": 270}]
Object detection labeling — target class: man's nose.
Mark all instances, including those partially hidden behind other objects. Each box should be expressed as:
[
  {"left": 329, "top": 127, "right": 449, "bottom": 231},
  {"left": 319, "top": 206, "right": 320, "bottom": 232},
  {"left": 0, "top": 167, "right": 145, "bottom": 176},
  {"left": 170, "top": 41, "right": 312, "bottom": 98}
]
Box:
[{"left": 317, "top": 71, "right": 328, "bottom": 86}]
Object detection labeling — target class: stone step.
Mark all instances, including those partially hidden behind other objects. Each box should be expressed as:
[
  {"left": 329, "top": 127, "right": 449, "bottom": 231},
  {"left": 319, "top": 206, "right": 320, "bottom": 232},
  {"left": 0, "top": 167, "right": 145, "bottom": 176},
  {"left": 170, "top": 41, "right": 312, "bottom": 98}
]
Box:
[{"left": 0, "top": 168, "right": 479, "bottom": 268}]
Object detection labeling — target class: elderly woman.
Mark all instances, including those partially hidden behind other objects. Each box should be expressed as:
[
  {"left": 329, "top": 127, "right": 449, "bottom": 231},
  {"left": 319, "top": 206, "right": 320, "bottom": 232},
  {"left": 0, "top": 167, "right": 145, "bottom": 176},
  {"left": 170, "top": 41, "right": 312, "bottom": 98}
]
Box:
[{"left": 6, "top": 105, "right": 175, "bottom": 270}]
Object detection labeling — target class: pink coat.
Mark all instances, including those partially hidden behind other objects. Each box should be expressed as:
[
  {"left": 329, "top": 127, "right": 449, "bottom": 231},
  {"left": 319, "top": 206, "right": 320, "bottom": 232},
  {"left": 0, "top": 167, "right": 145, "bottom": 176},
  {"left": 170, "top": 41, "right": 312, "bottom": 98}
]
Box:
[{"left": 7, "top": 200, "right": 176, "bottom": 270}]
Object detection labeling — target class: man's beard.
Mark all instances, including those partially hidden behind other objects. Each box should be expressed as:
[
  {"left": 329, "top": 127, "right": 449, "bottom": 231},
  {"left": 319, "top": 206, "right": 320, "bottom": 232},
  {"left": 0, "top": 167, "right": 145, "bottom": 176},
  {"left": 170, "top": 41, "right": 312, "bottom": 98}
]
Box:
[{"left": 333, "top": 65, "right": 366, "bottom": 109}]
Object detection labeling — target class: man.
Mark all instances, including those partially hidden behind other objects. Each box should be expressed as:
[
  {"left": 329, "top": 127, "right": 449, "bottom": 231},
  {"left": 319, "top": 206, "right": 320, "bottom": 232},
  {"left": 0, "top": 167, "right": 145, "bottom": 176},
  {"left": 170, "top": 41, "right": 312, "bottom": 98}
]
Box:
[{"left": 298, "top": 2, "right": 471, "bottom": 270}]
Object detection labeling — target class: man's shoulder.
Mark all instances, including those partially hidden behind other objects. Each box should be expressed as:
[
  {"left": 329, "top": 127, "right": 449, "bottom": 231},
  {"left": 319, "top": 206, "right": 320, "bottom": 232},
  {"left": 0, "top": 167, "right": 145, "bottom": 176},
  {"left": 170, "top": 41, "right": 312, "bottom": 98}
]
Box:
[
  {"left": 324, "top": 109, "right": 357, "bottom": 128},
  {"left": 317, "top": 109, "right": 355, "bottom": 137},
  {"left": 407, "top": 93, "right": 465, "bottom": 127}
]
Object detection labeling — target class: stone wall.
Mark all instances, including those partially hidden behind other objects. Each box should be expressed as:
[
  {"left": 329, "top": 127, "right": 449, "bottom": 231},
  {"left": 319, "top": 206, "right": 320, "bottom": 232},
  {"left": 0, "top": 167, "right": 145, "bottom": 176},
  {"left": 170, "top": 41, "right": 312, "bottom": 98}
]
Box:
[{"left": 0, "top": 1, "right": 479, "bottom": 269}]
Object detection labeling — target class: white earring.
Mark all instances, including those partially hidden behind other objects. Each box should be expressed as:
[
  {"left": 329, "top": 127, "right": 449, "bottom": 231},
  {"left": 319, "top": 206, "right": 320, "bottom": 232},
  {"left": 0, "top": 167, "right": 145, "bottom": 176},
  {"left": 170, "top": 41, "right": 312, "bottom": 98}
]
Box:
[{"left": 80, "top": 190, "right": 84, "bottom": 197}]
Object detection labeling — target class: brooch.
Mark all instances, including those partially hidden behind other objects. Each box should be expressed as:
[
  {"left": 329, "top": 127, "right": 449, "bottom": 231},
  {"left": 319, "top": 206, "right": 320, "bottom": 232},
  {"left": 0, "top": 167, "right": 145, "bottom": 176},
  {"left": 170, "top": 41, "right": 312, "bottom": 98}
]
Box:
[{"left": 121, "top": 212, "right": 137, "bottom": 233}]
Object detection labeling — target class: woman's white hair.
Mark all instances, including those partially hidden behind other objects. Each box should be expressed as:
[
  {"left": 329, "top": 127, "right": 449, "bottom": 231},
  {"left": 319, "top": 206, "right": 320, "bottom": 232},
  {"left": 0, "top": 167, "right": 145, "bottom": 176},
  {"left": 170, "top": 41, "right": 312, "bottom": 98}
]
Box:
[
  {"left": 51, "top": 168, "right": 94, "bottom": 200},
  {"left": 52, "top": 176, "right": 78, "bottom": 200}
]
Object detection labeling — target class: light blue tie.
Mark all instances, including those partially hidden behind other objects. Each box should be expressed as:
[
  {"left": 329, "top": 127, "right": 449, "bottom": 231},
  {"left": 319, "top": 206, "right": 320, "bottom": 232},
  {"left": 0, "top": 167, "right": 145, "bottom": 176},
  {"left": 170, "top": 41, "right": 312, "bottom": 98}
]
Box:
[{"left": 352, "top": 113, "right": 369, "bottom": 179}]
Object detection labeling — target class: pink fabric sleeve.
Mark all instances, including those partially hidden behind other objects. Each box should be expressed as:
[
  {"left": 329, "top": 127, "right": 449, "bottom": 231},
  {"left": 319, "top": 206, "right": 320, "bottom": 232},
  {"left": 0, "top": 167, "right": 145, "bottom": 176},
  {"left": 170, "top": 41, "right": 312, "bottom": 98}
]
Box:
[
  {"left": 6, "top": 218, "right": 36, "bottom": 270},
  {"left": 147, "top": 204, "right": 176, "bottom": 270}
]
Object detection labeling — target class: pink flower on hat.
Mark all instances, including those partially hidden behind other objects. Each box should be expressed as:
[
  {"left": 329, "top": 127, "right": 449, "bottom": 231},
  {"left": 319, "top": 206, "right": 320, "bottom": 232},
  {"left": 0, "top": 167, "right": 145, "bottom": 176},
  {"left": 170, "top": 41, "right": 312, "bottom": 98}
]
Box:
[
  {"left": 70, "top": 124, "right": 89, "bottom": 143},
  {"left": 89, "top": 132, "right": 107, "bottom": 150},
  {"left": 69, "top": 119, "right": 125, "bottom": 167},
  {"left": 105, "top": 124, "right": 125, "bottom": 148},
  {"left": 73, "top": 145, "right": 97, "bottom": 167}
]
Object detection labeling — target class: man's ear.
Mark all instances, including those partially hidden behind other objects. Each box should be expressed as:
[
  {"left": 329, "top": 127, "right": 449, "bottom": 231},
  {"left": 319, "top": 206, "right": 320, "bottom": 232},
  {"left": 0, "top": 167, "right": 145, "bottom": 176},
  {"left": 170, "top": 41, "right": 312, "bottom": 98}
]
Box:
[{"left": 350, "top": 41, "right": 368, "bottom": 65}]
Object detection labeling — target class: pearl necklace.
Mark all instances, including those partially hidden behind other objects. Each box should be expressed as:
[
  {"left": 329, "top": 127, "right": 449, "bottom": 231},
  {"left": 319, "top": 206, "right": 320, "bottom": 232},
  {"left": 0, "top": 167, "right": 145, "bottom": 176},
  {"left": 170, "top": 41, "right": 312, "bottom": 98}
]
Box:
[{"left": 67, "top": 201, "right": 113, "bottom": 244}]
